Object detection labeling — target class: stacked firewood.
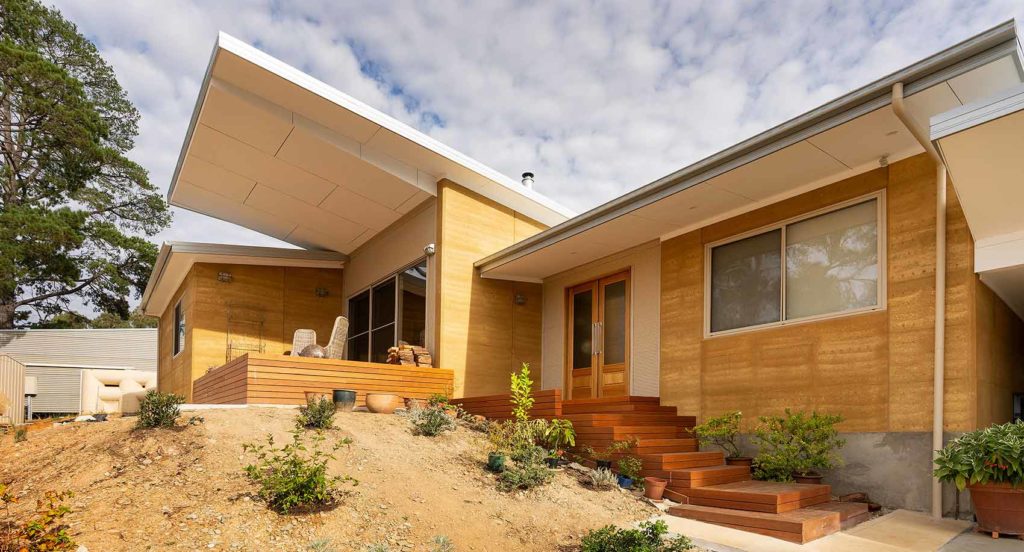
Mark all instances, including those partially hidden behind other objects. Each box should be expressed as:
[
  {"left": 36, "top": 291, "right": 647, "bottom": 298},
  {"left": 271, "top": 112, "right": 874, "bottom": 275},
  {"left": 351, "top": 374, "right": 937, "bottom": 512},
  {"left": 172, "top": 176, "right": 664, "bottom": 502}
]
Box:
[{"left": 386, "top": 344, "right": 433, "bottom": 367}]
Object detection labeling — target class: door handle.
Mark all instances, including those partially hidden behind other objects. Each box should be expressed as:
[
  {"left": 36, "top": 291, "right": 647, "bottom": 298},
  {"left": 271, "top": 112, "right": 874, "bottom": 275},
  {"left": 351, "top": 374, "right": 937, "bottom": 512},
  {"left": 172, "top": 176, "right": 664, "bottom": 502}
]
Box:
[{"left": 594, "top": 322, "right": 603, "bottom": 355}]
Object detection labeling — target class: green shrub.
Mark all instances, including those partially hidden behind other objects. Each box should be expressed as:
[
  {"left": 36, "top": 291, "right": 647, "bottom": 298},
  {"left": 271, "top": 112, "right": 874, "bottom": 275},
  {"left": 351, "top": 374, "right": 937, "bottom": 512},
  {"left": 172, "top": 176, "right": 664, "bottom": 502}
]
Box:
[
  {"left": 13, "top": 428, "right": 27, "bottom": 443},
  {"left": 427, "top": 393, "right": 450, "bottom": 407},
  {"left": 430, "top": 535, "right": 455, "bottom": 552},
  {"left": 617, "top": 456, "right": 643, "bottom": 481},
  {"left": 588, "top": 467, "right": 617, "bottom": 490},
  {"left": 753, "top": 409, "right": 844, "bottom": 482},
  {"left": 691, "top": 410, "right": 743, "bottom": 458},
  {"left": 498, "top": 455, "right": 554, "bottom": 491},
  {"left": 297, "top": 396, "right": 336, "bottom": 430},
  {"left": 242, "top": 429, "right": 355, "bottom": 513},
  {"left": 509, "top": 362, "right": 534, "bottom": 422},
  {"left": 579, "top": 520, "right": 693, "bottom": 551},
  {"left": 409, "top": 405, "right": 456, "bottom": 436},
  {"left": 0, "top": 485, "right": 77, "bottom": 552},
  {"left": 543, "top": 418, "right": 576, "bottom": 454},
  {"left": 136, "top": 390, "right": 185, "bottom": 429},
  {"left": 935, "top": 420, "right": 1024, "bottom": 490},
  {"left": 584, "top": 437, "right": 637, "bottom": 463}
]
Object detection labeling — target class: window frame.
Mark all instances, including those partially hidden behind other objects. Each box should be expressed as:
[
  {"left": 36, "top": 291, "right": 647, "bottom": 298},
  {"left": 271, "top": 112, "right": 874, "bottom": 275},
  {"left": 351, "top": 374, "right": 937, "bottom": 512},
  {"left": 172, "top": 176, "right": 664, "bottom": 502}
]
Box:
[
  {"left": 172, "top": 299, "right": 185, "bottom": 357},
  {"left": 346, "top": 257, "right": 428, "bottom": 362},
  {"left": 703, "top": 190, "right": 887, "bottom": 338}
]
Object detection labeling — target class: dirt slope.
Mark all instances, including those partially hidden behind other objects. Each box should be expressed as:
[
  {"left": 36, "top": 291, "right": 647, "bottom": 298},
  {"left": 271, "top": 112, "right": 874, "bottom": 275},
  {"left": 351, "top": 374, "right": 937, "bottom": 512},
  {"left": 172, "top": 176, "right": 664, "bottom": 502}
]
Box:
[{"left": 0, "top": 407, "right": 655, "bottom": 551}]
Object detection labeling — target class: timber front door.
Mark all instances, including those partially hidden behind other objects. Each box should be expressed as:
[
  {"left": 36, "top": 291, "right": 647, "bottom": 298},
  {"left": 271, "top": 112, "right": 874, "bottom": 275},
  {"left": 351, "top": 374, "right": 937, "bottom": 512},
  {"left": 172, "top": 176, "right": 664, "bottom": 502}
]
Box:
[{"left": 566, "top": 271, "right": 630, "bottom": 399}]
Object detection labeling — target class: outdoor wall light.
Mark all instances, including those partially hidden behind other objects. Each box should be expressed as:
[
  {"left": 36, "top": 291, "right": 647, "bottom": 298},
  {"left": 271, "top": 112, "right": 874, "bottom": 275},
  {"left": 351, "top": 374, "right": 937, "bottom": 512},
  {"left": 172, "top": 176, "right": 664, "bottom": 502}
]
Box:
[
  {"left": 424, "top": 243, "right": 436, "bottom": 257},
  {"left": 315, "top": 287, "right": 330, "bottom": 298},
  {"left": 514, "top": 292, "right": 527, "bottom": 305},
  {"left": 217, "top": 271, "right": 233, "bottom": 283}
]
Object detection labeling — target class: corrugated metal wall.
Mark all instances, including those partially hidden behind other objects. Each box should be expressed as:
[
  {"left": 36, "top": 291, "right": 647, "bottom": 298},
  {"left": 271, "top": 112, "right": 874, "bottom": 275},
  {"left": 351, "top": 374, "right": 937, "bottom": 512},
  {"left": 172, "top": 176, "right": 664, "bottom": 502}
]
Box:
[
  {"left": 24, "top": 365, "right": 82, "bottom": 414},
  {"left": 0, "top": 355, "right": 26, "bottom": 426},
  {"left": 0, "top": 329, "right": 157, "bottom": 371}
]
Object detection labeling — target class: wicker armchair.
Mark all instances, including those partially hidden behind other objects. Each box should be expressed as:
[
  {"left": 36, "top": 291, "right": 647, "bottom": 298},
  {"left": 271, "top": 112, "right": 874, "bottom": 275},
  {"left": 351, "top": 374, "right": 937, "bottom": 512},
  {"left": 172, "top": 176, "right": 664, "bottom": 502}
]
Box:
[
  {"left": 290, "top": 329, "right": 317, "bottom": 357},
  {"left": 325, "top": 316, "right": 349, "bottom": 359}
]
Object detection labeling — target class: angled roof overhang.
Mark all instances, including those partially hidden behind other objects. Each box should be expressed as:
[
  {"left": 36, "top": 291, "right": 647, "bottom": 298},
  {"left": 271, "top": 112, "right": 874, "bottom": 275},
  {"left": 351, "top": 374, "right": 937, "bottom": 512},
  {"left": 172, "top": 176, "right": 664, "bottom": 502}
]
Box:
[
  {"left": 932, "top": 82, "right": 1024, "bottom": 318},
  {"left": 140, "top": 241, "right": 347, "bottom": 316},
  {"left": 477, "top": 21, "right": 1024, "bottom": 282},
  {"left": 168, "top": 33, "right": 572, "bottom": 254}
]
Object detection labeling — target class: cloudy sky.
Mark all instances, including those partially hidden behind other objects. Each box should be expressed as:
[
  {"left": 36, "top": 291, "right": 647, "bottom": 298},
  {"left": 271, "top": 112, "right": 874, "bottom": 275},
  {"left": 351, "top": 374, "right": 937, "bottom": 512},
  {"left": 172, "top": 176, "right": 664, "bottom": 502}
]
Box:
[{"left": 51, "top": 0, "right": 1024, "bottom": 250}]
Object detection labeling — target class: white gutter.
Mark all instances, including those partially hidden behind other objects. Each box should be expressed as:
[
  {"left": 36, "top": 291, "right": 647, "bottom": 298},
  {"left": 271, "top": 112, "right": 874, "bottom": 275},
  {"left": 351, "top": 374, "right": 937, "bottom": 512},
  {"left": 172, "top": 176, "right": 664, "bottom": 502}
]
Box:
[{"left": 892, "top": 82, "right": 947, "bottom": 520}]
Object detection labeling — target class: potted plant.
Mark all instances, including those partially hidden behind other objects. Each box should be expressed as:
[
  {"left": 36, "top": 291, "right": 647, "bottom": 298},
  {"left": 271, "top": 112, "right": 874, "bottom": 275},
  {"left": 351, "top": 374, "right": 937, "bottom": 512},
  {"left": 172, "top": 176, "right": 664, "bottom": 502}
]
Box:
[
  {"left": 487, "top": 421, "right": 511, "bottom": 472},
  {"left": 691, "top": 411, "right": 750, "bottom": 466},
  {"left": 582, "top": 444, "right": 614, "bottom": 470},
  {"left": 935, "top": 420, "right": 1024, "bottom": 537},
  {"left": 617, "top": 456, "right": 643, "bottom": 489},
  {"left": 542, "top": 419, "right": 576, "bottom": 466},
  {"left": 753, "top": 409, "right": 844, "bottom": 484},
  {"left": 332, "top": 389, "right": 356, "bottom": 412}
]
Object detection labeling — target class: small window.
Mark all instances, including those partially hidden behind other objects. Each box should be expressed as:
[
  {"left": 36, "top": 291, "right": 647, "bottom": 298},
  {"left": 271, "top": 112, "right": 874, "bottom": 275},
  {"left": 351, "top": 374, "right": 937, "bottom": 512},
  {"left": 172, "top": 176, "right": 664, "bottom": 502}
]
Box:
[
  {"left": 173, "top": 300, "right": 185, "bottom": 356},
  {"left": 707, "top": 195, "right": 883, "bottom": 335}
]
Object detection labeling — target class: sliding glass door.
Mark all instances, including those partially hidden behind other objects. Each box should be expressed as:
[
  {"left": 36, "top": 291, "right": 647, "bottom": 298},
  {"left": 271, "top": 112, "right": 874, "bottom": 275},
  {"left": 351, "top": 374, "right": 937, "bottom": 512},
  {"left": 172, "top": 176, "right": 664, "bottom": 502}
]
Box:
[{"left": 347, "top": 259, "right": 427, "bottom": 363}]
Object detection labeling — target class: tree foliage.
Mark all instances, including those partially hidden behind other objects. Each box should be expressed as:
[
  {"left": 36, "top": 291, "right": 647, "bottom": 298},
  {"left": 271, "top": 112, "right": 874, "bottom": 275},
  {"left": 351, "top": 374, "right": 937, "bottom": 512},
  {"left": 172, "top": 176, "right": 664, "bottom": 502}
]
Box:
[{"left": 0, "top": 0, "right": 170, "bottom": 328}]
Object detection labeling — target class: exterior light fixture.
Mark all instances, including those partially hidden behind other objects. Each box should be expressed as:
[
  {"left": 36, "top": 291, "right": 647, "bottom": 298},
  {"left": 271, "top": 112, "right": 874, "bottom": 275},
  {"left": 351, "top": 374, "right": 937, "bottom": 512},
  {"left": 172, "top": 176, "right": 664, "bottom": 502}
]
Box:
[
  {"left": 315, "top": 287, "right": 330, "bottom": 298},
  {"left": 217, "top": 271, "right": 233, "bottom": 283},
  {"left": 514, "top": 292, "right": 527, "bottom": 305}
]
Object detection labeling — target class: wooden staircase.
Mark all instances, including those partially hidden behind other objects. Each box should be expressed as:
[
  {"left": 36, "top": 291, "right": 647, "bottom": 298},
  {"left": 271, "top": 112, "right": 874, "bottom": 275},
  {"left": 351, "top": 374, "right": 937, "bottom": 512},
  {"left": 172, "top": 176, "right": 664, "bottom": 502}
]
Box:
[{"left": 562, "top": 396, "right": 869, "bottom": 544}]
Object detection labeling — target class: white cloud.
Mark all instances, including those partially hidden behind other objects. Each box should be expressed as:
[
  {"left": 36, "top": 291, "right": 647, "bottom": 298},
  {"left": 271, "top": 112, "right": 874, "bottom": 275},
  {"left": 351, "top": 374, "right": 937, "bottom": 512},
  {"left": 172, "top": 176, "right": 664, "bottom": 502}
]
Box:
[{"left": 48, "top": 0, "right": 1024, "bottom": 246}]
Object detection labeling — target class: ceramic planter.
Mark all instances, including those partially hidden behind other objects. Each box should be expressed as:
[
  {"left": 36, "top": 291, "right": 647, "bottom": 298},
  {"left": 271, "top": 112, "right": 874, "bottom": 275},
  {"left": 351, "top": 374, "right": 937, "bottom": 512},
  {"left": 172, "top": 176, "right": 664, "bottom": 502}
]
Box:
[
  {"left": 487, "top": 453, "right": 506, "bottom": 472},
  {"left": 365, "top": 393, "right": 399, "bottom": 414},
  {"left": 617, "top": 475, "right": 633, "bottom": 489},
  {"left": 793, "top": 472, "right": 824, "bottom": 485},
  {"left": 725, "top": 456, "right": 753, "bottom": 467},
  {"left": 644, "top": 477, "right": 668, "bottom": 500},
  {"left": 968, "top": 482, "right": 1024, "bottom": 536},
  {"left": 332, "top": 390, "right": 356, "bottom": 412}
]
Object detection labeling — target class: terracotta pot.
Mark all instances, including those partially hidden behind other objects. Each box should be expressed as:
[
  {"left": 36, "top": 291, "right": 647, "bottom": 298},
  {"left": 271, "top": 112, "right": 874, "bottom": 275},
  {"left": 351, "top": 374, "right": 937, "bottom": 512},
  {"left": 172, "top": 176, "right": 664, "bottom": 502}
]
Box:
[
  {"left": 793, "top": 472, "right": 824, "bottom": 485},
  {"left": 365, "top": 393, "right": 400, "bottom": 414},
  {"left": 304, "top": 391, "right": 331, "bottom": 404},
  {"left": 969, "top": 482, "right": 1024, "bottom": 536},
  {"left": 726, "top": 456, "right": 753, "bottom": 467},
  {"left": 644, "top": 477, "right": 668, "bottom": 500}
]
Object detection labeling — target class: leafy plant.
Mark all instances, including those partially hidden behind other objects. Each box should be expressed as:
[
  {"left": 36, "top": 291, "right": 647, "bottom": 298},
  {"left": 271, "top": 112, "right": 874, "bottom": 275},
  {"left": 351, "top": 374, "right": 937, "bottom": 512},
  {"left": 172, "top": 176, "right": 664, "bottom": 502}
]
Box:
[
  {"left": 498, "top": 453, "right": 554, "bottom": 491},
  {"left": 935, "top": 420, "right": 1024, "bottom": 490},
  {"left": 409, "top": 405, "right": 456, "bottom": 436},
  {"left": 617, "top": 456, "right": 643, "bottom": 481},
  {"left": 509, "top": 362, "right": 534, "bottom": 422},
  {"left": 13, "top": 428, "right": 26, "bottom": 443},
  {"left": 543, "top": 419, "right": 576, "bottom": 455},
  {"left": 691, "top": 411, "right": 743, "bottom": 458},
  {"left": 135, "top": 390, "right": 184, "bottom": 429},
  {"left": 242, "top": 429, "right": 355, "bottom": 513},
  {"left": 427, "top": 393, "right": 450, "bottom": 407},
  {"left": 307, "top": 538, "right": 336, "bottom": 552},
  {"left": 1, "top": 485, "right": 77, "bottom": 552},
  {"left": 753, "top": 409, "right": 845, "bottom": 482},
  {"left": 430, "top": 535, "right": 455, "bottom": 552},
  {"left": 364, "top": 544, "right": 390, "bottom": 552},
  {"left": 297, "top": 396, "right": 336, "bottom": 430},
  {"left": 588, "top": 468, "right": 618, "bottom": 490},
  {"left": 584, "top": 438, "right": 637, "bottom": 462},
  {"left": 579, "top": 520, "right": 694, "bottom": 551}
]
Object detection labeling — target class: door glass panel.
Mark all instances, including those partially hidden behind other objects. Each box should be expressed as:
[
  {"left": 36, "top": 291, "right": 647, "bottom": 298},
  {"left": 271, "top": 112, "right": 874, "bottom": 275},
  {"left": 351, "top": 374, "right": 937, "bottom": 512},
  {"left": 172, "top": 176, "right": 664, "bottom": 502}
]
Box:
[
  {"left": 370, "top": 325, "right": 394, "bottom": 363},
  {"left": 371, "top": 279, "right": 396, "bottom": 329},
  {"left": 603, "top": 280, "right": 626, "bottom": 365},
  {"left": 348, "top": 291, "right": 370, "bottom": 335},
  {"left": 398, "top": 261, "right": 427, "bottom": 347},
  {"left": 348, "top": 333, "right": 369, "bottom": 362},
  {"left": 572, "top": 290, "right": 593, "bottom": 369}
]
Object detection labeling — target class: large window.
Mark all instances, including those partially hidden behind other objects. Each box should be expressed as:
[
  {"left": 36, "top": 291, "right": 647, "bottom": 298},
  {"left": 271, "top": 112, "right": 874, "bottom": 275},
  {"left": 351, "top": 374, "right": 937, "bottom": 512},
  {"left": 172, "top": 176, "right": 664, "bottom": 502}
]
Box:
[
  {"left": 707, "top": 194, "right": 883, "bottom": 335},
  {"left": 347, "top": 259, "right": 428, "bottom": 362},
  {"left": 173, "top": 300, "right": 185, "bottom": 356}
]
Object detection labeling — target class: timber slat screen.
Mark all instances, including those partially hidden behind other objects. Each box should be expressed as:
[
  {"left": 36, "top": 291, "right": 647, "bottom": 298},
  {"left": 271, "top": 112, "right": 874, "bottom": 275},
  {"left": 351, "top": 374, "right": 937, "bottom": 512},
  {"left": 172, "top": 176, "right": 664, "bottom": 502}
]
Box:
[
  {"left": 192, "top": 353, "right": 454, "bottom": 406},
  {"left": 454, "top": 389, "right": 562, "bottom": 420}
]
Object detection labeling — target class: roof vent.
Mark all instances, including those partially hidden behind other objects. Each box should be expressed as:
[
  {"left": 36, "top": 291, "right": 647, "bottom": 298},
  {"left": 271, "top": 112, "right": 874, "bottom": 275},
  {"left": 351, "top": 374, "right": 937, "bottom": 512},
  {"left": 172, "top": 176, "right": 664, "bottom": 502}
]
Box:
[{"left": 521, "top": 172, "right": 534, "bottom": 189}]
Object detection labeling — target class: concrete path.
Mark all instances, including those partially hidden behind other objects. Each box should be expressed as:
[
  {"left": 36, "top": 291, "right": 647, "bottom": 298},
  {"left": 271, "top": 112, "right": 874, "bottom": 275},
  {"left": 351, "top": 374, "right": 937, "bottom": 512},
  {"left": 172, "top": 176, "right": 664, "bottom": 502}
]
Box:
[
  {"left": 939, "top": 531, "right": 1024, "bottom": 551},
  {"left": 656, "top": 509, "right": 971, "bottom": 552}
]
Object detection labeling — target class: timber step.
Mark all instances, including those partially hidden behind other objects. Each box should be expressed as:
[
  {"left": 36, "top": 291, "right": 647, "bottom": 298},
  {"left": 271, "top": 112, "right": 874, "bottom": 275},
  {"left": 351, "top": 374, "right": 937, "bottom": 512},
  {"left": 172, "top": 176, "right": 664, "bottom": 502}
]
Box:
[
  {"left": 675, "top": 480, "right": 832, "bottom": 514},
  {"left": 582, "top": 438, "right": 698, "bottom": 454},
  {"left": 667, "top": 504, "right": 841, "bottom": 544},
  {"left": 563, "top": 413, "right": 696, "bottom": 427},
  {"left": 563, "top": 403, "right": 680, "bottom": 414},
  {"left": 805, "top": 501, "right": 871, "bottom": 530},
  {"left": 665, "top": 465, "right": 752, "bottom": 489}
]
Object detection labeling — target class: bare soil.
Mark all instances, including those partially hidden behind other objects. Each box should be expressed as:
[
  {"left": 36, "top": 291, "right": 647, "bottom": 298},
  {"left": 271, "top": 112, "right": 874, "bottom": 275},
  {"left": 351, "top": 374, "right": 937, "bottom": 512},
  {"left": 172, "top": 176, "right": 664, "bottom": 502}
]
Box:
[{"left": 0, "top": 407, "right": 656, "bottom": 551}]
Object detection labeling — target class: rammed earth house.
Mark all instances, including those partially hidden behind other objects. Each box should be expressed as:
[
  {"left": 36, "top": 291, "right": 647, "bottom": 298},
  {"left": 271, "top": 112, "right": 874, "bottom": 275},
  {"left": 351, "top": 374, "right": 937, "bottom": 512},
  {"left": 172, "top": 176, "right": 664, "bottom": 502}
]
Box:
[{"left": 142, "top": 22, "right": 1024, "bottom": 528}]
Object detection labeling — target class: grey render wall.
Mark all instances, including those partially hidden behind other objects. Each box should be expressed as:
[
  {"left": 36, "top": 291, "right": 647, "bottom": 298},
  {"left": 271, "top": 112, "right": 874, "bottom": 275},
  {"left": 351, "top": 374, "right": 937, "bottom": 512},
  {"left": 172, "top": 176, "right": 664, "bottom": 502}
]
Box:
[{"left": 0, "top": 329, "right": 157, "bottom": 414}]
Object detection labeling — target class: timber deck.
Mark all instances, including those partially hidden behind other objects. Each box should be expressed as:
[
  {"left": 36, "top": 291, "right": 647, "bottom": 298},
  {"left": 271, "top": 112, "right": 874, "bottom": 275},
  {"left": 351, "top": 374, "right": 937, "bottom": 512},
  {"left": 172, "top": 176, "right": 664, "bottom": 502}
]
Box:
[{"left": 458, "top": 393, "right": 869, "bottom": 544}]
